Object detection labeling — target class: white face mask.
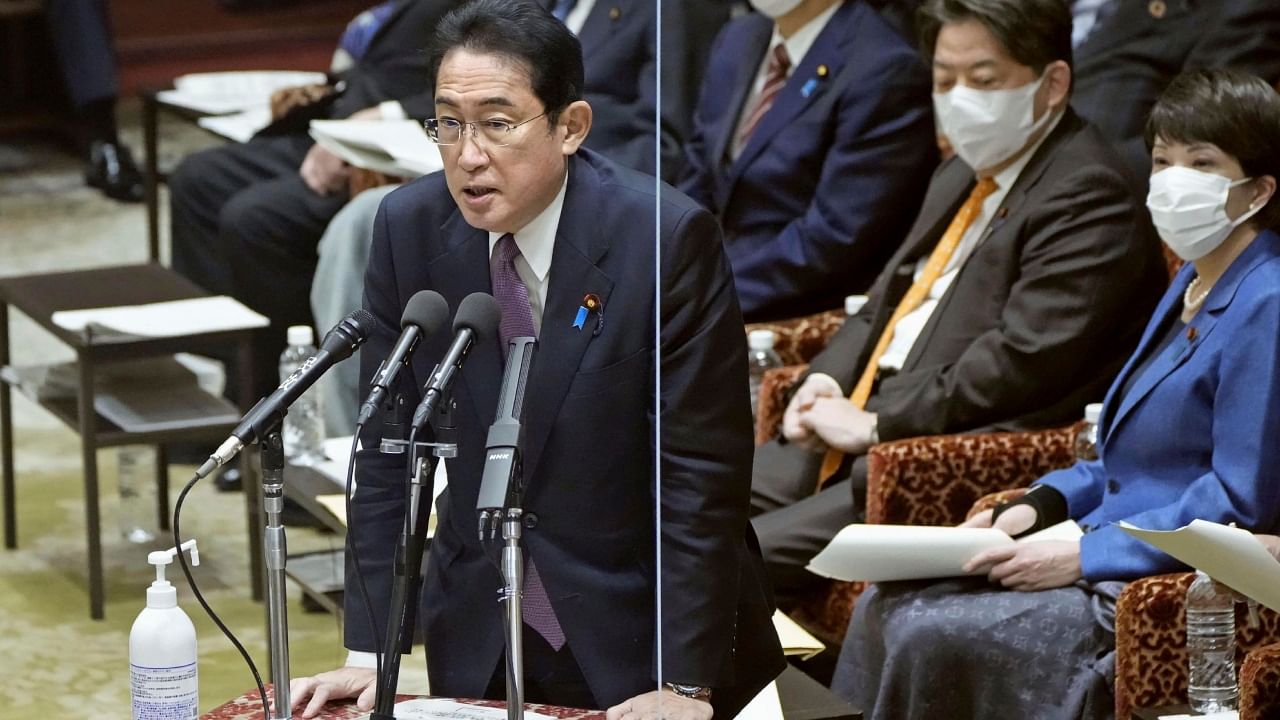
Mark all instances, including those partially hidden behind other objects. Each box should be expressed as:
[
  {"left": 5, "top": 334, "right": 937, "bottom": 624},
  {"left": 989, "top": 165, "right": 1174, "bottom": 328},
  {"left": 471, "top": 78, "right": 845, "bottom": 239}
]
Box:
[
  {"left": 749, "top": 0, "right": 804, "bottom": 19},
  {"left": 1146, "top": 166, "right": 1263, "bottom": 261},
  {"left": 933, "top": 75, "right": 1052, "bottom": 172}
]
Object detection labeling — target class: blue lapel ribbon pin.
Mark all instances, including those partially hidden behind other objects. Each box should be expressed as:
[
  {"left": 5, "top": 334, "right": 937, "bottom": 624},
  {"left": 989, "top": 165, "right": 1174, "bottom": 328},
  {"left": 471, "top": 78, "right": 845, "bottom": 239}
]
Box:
[
  {"left": 801, "top": 64, "right": 829, "bottom": 98},
  {"left": 575, "top": 293, "right": 603, "bottom": 334}
]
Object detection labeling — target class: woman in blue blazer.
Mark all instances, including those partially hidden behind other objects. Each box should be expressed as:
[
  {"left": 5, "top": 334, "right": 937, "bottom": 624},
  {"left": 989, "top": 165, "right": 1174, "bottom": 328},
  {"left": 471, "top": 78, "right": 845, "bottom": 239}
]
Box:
[{"left": 832, "top": 68, "right": 1280, "bottom": 720}]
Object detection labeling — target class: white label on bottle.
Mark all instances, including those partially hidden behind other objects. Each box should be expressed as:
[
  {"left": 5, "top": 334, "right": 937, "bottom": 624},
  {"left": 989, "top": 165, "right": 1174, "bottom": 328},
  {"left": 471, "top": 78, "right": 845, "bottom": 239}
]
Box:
[{"left": 130, "top": 661, "right": 198, "bottom": 720}]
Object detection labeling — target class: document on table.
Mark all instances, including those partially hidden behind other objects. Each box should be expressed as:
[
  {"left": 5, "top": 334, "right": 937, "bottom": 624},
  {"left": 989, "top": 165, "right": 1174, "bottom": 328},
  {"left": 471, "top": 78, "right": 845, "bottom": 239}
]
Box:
[
  {"left": 197, "top": 107, "right": 273, "bottom": 143},
  {"left": 807, "top": 520, "right": 1083, "bottom": 582},
  {"left": 1121, "top": 519, "right": 1280, "bottom": 613},
  {"left": 158, "top": 70, "right": 326, "bottom": 114},
  {"left": 310, "top": 119, "right": 444, "bottom": 177},
  {"left": 773, "top": 610, "right": 824, "bottom": 659},
  {"left": 390, "top": 698, "right": 553, "bottom": 720},
  {"left": 51, "top": 296, "right": 268, "bottom": 338}
]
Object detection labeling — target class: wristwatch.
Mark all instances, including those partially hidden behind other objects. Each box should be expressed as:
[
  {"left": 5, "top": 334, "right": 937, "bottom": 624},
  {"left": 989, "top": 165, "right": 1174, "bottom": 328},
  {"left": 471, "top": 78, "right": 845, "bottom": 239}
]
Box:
[{"left": 664, "top": 683, "right": 713, "bottom": 701}]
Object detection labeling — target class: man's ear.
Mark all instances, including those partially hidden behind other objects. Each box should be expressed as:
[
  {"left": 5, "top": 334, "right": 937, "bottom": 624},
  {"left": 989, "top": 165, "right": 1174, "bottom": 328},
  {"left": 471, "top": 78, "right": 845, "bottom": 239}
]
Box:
[
  {"left": 1044, "top": 60, "right": 1072, "bottom": 113},
  {"left": 559, "top": 100, "right": 592, "bottom": 154}
]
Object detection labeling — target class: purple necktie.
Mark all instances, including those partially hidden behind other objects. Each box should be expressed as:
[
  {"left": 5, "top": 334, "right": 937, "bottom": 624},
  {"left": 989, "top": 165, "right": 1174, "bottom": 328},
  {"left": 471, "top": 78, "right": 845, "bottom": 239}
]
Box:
[{"left": 490, "top": 233, "right": 565, "bottom": 650}]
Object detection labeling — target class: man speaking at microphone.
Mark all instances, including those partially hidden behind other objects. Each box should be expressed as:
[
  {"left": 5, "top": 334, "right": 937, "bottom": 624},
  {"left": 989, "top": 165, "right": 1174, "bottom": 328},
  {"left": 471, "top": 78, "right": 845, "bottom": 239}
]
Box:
[{"left": 291, "top": 2, "right": 784, "bottom": 718}]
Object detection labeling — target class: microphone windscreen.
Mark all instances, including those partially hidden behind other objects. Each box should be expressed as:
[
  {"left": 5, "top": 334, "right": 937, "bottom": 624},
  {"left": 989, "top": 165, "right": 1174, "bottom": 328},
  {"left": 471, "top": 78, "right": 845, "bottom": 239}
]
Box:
[
  {"left": 403, "top": 290, "right": 450, "bottom": 335},
  {"left": 454, "top": 292, "right": 502, "bottom": 335},
  {"left": 320, "top": 308, "right": 377, "bottom": 359}
]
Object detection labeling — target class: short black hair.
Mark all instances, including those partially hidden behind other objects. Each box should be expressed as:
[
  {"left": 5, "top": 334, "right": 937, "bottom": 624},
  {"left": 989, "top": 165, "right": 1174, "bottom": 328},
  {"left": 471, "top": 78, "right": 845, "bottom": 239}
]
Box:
[
  {"left": 1146, "top": 68, "right": 1280, "bottom": 232},
  {"left": 917, "top": 0, "right": 1073, "bottom": 73},
  {"left": 427, "top": 0, "right": 584, "bottom": 126}
]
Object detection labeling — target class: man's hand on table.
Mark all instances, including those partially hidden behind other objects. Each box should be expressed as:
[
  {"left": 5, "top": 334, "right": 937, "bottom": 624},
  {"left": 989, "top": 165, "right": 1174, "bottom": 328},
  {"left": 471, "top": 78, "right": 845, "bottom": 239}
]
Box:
[{"left": 289, "top": 666, "right": 377, "bottom": 718}]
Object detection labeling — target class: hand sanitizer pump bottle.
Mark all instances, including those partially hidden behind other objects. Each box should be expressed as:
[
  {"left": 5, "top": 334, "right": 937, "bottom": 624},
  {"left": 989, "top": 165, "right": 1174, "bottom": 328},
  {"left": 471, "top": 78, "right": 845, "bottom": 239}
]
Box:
[{"left": 130, "top": 540, "right": 200, "bottom": 720}]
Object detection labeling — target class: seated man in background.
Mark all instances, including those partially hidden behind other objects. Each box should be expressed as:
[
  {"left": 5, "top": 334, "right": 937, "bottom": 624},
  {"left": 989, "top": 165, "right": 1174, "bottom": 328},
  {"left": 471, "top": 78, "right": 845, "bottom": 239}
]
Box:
[
  {"left": 678, "top": 0, "right": 938, "bottom": 322},
  {"left": 750, "top": 0, "right": 1169, "bottom": 603},
  {"left": 168, "top": 0, "right": 455, "bottom": 402},
  {"left": 1070, "top": 0, "right": 1280, "bottom": 192},
  {"left": 312, "top": 0, "right": 728, "bottom": 435}
]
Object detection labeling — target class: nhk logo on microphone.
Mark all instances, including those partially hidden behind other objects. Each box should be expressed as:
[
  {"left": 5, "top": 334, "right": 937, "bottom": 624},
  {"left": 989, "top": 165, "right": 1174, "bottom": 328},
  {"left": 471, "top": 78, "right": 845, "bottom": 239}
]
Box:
[{"left": 488, "top": 450, "right": 512, "bottom": 462}]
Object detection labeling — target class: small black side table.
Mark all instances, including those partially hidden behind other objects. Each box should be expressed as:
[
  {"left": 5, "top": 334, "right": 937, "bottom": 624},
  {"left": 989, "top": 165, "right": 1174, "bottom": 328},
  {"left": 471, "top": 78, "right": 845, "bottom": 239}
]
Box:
[{"left": 0, "top": 263, "right": 262, "bottom": 618}]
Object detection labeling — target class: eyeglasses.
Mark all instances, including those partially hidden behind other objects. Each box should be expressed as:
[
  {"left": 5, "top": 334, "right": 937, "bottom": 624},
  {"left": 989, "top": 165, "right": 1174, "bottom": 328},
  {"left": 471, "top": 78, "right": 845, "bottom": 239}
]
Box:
[{"left": 423, "top": 113, "right": 548, "bottom": 147}]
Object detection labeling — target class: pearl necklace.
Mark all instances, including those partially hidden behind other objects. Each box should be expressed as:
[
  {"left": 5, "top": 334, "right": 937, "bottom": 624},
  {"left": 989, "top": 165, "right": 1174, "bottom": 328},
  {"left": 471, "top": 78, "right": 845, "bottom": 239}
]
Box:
[{"left": 1183, "top": 275, "right": 1211, "bottom": 313}]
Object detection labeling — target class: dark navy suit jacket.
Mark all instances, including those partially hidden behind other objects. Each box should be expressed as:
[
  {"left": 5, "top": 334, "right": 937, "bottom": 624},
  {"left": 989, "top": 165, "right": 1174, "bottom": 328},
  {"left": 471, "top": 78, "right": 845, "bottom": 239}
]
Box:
[
  {"left": 679, "top": 0, "right": 938, "bottom": 322},
  {"left": 1040, "top": 230, "right": 1280, "bottom": 581},
  {"left": 345, "top": 149, "right": 784, "bottom": 715}
]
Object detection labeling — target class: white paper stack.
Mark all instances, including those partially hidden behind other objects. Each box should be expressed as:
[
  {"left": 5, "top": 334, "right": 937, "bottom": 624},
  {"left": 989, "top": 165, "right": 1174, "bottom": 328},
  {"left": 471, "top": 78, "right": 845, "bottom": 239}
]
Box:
[
  {"left": 158, "top": 70, "right": 326, "bottom": 115},
  {"left": 310, "top": 119, "right": 444, "bottom": 177},
  {"left": 51, "top": 296, "right": 268, "bottom": 339}
]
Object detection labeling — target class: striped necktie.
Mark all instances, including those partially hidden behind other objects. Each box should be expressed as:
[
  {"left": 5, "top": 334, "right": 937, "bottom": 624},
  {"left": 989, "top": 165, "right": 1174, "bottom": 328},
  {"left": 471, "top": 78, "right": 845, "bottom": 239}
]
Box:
[
  {"left": 490, "top": 234, "right": 566, "bottom": 650},
  {"left": 735, "top": 42, "right": 791, "bottom": 154},
  {"left": 816, "top": 178, "right": 1000, "bottom": 485}
]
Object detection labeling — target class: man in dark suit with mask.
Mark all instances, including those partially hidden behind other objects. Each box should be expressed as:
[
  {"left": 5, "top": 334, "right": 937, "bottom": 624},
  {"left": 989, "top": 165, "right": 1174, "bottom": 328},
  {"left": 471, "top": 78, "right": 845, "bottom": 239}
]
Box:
[{"left": 290, "top": 2, "right": 784, "bottom": 718}]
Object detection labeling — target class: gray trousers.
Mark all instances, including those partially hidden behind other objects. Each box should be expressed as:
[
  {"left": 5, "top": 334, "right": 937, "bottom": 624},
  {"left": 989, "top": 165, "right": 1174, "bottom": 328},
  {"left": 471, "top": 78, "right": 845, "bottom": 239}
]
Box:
[{"left": 311, "top": 184, "right": 401, "bottom": 437}]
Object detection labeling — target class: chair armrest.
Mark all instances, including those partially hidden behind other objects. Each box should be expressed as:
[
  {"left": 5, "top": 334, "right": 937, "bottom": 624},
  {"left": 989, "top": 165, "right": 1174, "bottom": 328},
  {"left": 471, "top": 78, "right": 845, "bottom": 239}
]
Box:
[
  {"left": 269, "top": 83, "right": 335, "bottom": 120},
  {"left": 745, "top": 308, "right": 845, "bottom": 367},
  {"left": 1242, "top": 642, "right": 1280, "bottom": 720},
  {"left": 865, "top": 424, "right": 1081, "bottom": 527},
  {"left": 966, "top": 488, "right": 1030, "bottom": 520},
  {"left": 755, "top": 365, "right": 806, "bottom": 447}
]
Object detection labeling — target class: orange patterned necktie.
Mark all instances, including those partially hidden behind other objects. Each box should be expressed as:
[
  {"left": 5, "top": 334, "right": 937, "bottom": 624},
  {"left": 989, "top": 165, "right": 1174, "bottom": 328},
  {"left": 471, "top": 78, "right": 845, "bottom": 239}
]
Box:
[{"left": 816, "top": 177, "right": 999, "bottom": 486}]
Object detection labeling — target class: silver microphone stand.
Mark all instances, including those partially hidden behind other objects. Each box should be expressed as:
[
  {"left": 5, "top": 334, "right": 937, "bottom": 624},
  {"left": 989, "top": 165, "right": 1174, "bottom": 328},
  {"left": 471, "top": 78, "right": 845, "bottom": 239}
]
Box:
[{"left": 260, "top": 430, "right": 293, "bottom": 720}]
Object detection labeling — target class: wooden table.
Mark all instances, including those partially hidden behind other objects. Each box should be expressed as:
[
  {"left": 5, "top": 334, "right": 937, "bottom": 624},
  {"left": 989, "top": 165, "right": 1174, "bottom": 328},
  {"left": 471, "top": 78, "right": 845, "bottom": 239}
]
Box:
[{"left": 204, "top": 690, "right": 605, "bottom": 720}]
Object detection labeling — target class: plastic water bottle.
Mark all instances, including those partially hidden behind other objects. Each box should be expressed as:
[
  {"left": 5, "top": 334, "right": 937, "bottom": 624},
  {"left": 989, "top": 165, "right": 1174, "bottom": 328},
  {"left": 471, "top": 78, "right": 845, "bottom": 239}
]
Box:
[
  {"left": 279, "top": 326, "right": 326, "bottom": 465},
  {"left": 118, "top": 445, "right": 157, "bottom": 544},
  {"left": 1073, "top": 403, "right": 1103, "bottom": 461},
  {"left": 130, "top": 540, "right": 199, "bottom": 720},
  {"left": 747, "top": 329, "right": 783, "bottom": 420},
  {"left": 1186, "top": 570, "right": 1239, "bottom": 713}
]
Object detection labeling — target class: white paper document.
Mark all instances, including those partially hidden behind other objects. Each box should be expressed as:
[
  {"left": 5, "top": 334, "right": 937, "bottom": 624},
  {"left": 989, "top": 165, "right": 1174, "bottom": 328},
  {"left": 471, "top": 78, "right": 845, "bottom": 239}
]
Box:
[
  {"left": 51, "top": 296, "right": 268, "bottom": 338},
  {"left": 1159, "top": 711, "right": 1238, "bottom": 720},
  {"left": 1121, "top": 519, "right": 1280, "bottom": 613},
  {"left": 197, "top": 107, "right": 273, "bottom": 143},
  {"left": 310, "top": 119, "right": 444, "bottom": 177},
  {"left": 158, "top": 70, "right": 326, "bottom": 114},
  {"left": 807, "top": 520, "right": 1083, "bottom": 582},
  {"left": 773, "top": 610, "right": 824, "bottom": 659},
  {"left": 390, "top": 698, "right": 553, "bottom": 720},
  {"left": 733, "top": 680, "right": 784, "bottom": 720}
]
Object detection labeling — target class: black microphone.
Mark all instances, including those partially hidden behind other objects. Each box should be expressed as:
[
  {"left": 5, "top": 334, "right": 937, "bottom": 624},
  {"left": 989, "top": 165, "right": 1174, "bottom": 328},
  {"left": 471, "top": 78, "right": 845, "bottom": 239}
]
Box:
[
  {"left": 196, "top": 309, "right": 376, "bottom": 479},
  {"left": 356, "top": 291, "right": 450, "bottom": 426},
  {"left": 476, "top": 336, "right": 536, "bottom": 527},
  {"left": 409, "top": 292, "right": 502, "bottom": 433}
]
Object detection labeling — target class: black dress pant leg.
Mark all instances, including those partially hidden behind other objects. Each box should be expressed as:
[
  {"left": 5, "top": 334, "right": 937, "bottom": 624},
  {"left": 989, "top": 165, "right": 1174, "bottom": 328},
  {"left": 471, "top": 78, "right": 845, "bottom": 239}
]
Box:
[
  {"left": 750, "top": 439, "right": 866, "bottom": 603},
  {"left": 44, "top": 0, "right": 117, "bottom": 109}
]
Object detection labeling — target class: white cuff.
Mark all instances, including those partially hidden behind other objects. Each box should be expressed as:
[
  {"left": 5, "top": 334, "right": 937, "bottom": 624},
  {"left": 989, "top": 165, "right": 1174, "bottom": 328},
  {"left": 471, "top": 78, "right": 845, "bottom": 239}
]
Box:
[
  {"left": 346, "top": 650, "right": 379, "bottom": 669},
  {"left": 806, "top": 373, "right": 844, "bottom": 396},
  {"left": 378, "top": 100, "right": 407, "bottom": 121}
]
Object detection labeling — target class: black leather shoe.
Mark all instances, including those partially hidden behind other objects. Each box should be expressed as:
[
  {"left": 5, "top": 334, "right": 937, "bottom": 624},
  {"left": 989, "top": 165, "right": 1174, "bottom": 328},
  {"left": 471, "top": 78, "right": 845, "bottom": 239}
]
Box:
[{"left": 85, "top": 141, "right": 144, "bottom": 202}]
